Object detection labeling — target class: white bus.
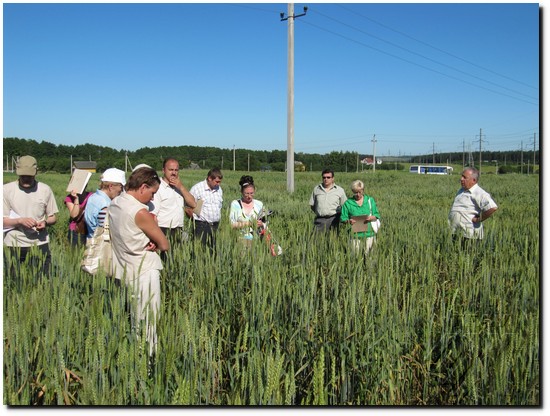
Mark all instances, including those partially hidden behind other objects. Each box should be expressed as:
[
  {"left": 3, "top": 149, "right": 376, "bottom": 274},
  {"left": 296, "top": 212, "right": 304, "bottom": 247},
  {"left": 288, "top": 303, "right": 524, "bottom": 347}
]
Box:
[{"left": 409, "top": 165, "right": 453, "bottom": 175}]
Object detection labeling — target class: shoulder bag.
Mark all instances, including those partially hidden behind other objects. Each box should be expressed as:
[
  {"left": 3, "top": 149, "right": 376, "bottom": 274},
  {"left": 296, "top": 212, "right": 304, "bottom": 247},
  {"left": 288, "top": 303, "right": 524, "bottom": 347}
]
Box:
[
  {"left": 81, "top": 210, "right": 113, "bottom": 276},
  {"left": 368, "top": 198, "right": 381, "bottom": 234}
]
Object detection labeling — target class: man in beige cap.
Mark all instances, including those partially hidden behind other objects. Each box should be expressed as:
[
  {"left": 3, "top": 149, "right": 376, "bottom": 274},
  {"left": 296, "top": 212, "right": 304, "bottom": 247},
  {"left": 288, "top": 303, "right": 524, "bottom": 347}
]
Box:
[
  {"left": 84, "top": 168, "right": 126, "bottom": 238},
  {"left": 3, "top": 155, "right": 59, "bottom": 277}
]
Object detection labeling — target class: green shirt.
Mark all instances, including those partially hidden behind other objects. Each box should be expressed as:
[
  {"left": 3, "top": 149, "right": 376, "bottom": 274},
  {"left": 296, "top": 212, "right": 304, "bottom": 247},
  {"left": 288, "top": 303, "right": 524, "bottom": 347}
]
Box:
[{"left": 340, "top": 195, "right": 380, "bottom": 238}]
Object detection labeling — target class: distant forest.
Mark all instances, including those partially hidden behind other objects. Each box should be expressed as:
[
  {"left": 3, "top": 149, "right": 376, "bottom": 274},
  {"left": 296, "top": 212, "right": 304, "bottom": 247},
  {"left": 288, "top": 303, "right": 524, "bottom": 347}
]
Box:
[{"left": 3, "top": 137, "right": 539, "bottom": 174}]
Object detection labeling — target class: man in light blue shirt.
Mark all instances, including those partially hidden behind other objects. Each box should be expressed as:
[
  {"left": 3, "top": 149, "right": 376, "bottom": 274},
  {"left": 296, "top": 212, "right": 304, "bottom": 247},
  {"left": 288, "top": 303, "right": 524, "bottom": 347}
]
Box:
[{"left": 84, "top": 168, "right": 126, "bottom": 238}]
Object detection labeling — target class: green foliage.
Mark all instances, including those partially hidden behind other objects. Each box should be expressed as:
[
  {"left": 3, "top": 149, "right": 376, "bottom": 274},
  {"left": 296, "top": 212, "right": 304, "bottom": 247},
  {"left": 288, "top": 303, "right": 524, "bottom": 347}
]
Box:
[{"left": 3, "top": 170, "right": 539, "bottom": 405}]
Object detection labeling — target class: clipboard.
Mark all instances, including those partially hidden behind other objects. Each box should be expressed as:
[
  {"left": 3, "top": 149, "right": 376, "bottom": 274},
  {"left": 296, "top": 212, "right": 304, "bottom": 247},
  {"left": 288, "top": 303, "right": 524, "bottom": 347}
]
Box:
[
  {"left": 67, "top": 169, "right": 92, "bottom": 194},
  {"left": 351, "top": 215, "right": 370, "bottom": 233},
  {"left": 193, "top": 199, "right": 204, "bottom": 216}
]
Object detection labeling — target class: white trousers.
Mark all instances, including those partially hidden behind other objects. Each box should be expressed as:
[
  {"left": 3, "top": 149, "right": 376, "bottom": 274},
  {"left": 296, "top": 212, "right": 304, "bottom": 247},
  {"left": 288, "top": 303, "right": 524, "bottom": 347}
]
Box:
[
  {"left": 351, "top": 237, "right": 375, "bottom": 256},
  {"left": 129, "top": 269, "right": 161, "bottom": 357}
]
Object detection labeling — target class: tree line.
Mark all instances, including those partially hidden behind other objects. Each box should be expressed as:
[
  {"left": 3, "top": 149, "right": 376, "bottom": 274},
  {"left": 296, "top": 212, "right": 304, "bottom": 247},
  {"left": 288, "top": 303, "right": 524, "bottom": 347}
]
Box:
[{"left": 3, "top": 137, "right": 539, "bottom": 174}]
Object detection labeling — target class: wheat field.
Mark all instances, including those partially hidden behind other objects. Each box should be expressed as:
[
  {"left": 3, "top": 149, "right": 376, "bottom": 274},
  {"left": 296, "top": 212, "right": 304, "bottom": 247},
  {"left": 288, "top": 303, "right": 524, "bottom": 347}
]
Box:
[{"left": 3, "top": 169, "right": 539, "bottom": 405}]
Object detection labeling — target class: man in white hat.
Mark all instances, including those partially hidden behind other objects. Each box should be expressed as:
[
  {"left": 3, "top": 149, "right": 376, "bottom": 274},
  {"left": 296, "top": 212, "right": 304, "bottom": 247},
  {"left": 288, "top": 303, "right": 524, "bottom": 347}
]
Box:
[
  {"left": 84, "top": 168, "right": 126, "bottom": 239},
  {"left": 3, "top": 155, "right": 59, "bottom": 277}
]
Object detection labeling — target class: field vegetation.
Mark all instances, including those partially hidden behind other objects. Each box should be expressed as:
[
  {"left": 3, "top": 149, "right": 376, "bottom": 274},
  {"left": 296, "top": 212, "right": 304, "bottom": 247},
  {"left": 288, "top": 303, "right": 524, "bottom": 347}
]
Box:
[{"left": 3, "top": 168, "right": 539, "bottom": 405}]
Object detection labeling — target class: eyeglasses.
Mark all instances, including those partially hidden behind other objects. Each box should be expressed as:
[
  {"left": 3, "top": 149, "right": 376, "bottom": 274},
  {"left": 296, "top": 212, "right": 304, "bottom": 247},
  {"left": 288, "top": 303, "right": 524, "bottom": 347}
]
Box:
[{"left": 322, "top": 176, "right": 332, "bottom": 179}]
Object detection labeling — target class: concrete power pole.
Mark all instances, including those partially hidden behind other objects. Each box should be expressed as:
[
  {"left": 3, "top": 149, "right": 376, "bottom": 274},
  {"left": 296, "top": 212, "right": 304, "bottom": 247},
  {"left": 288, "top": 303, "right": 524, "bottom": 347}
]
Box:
[{"left": 281, "top": 4, "right": 307, "bottom": 193}]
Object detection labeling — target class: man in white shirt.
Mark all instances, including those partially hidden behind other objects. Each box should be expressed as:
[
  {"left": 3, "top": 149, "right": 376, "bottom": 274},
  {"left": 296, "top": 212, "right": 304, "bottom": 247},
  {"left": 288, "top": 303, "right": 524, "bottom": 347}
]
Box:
[
  {"left": 448, "top": 167, "right": 498, "bottom": 241},
  {"left": 187, "top": 168, "right": 223, "bottom": 250},
  {"left": 152, "top": 158, "right": 196, "bottom": 245}
]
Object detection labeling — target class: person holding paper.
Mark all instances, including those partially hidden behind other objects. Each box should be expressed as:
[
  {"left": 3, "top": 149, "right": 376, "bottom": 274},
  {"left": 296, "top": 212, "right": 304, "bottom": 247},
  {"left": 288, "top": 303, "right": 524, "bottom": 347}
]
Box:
[
  {"left": 340, "top": 180, "right": 380, "bottom": 256},
  {"left": 3, "top": 155, "right": 59, "bottom": 277},
  {"left": 65, "top": 186, "right": 93, "bottom": 246},
  {"left": 187, "top": 168, "right": 224, "bottom": 250}
]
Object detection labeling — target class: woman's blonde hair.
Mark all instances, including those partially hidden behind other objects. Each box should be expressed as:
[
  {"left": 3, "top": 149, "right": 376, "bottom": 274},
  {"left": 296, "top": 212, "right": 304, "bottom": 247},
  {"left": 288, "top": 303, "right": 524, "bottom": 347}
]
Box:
[{"left": 351, "top": 180, "right": 364, "bottom": 193}]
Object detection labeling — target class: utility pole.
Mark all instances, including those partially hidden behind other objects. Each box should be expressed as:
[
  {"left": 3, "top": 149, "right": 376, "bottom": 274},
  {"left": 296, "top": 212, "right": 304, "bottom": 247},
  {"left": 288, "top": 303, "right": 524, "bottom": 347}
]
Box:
[
  {"left": 520, "top": 141, "right": 524, "bottom": 174},
  {"left": 432, "top": 142, "right": 435, "bottom": 164},
  {"left": 281, "top": 4, "right": 307, "bottom": 193},
  {"left": 372, "top": 134, "right": 377, "bottom": 173},
  {"left": 233, "top": 145, "right": 235, "bottom": 171},
  {"left": 475, "top": 128, "right": 485, "bottom": 176}
]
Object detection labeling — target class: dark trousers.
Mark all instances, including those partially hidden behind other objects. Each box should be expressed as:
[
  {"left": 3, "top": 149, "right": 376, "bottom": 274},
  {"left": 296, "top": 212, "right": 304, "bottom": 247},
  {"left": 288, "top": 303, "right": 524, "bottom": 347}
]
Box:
[
  {"left": 314, "top": 215, "right": 340, "bottom": 232},
  {"left": 4, "top": 243, "right": 52, "bottom": 280},
  {"left": 193, "top": 220, "right": 219, "bottom": 250},
  {"left": 68, "top": 229, "right": 87, "bottom": 247},
  {"left": 159, "top": 227, "right": 187, "bottom": 261}
]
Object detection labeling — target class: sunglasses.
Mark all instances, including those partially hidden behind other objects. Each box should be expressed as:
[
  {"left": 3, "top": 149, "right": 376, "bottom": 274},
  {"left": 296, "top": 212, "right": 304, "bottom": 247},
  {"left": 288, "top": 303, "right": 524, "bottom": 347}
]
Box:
[{"left": 322, "top": 176, "right": 332, "bottom": 179}]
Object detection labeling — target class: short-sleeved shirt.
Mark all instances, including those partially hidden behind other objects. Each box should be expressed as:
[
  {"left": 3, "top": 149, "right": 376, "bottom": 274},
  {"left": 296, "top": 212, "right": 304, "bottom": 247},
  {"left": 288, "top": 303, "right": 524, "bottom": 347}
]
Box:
[
  {"left": 3, "top": 180, "right": 59, "bottom": 247},
  {"left": 64, "top": 192, "right": 92, "bottom": 231},
  {"left": 84, "top": 189, "right": 112, "bottom": 238},
  {"left": 309, "top": 184, "right": 347, "bottom": 217},
  {"left": 151, "top": 179, "right": 184, "bottom": 228},
  {"left": 448, "top": 183, "right": 498, "bottom": 239},
  {"left": 340, "top": 195, "right": 380, "bottom": 238},
  {"left": 229, "top": 199, "right": 264, "bottom": 240},
  {"left": 189, "top": 180, "right": 223, "bottom": 223}
]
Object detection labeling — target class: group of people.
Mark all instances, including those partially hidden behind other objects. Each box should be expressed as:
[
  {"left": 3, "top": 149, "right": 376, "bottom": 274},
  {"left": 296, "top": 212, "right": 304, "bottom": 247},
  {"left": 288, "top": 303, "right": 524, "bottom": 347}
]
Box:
[{"left": 3, "top": 155, "right": 498, "bottom": 358}]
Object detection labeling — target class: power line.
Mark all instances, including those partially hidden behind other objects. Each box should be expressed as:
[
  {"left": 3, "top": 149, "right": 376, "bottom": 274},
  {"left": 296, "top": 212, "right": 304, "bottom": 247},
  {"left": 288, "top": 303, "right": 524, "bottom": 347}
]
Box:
[
  {"left": 336, "top": 4, "right": 538, "bottom": 91},
  {"left": 310, "top": 8, "right": 538, "bottom": 102},
  {"left": 300, "top": 14, "right": 537, "bottom": 105}
]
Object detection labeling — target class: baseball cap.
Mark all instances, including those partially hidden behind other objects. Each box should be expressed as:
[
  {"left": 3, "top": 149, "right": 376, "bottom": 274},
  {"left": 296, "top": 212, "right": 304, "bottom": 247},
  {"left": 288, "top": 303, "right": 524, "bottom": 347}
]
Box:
[
  {"left": 16, "top": 156, "right": 38, "bottom": 176},
  {"left": 101, "top": 168, "right": 126, "bottom": 185}
]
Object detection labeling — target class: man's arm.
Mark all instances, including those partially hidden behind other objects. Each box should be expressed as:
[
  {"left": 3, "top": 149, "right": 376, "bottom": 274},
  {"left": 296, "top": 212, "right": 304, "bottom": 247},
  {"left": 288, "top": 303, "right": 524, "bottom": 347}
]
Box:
[
  {"left": 171, "top": 177, "right": 196, "bottom": 209},
  {"left": 474, "top": 207, "right": 498, "bottom": 223}
]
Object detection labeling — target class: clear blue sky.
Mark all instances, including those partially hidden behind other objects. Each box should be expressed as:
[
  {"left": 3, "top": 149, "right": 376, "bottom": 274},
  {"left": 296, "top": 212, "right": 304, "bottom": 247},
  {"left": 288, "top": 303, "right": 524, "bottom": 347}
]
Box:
[{"left": 3, "top": 2, "right": 540, "bottom": 156}]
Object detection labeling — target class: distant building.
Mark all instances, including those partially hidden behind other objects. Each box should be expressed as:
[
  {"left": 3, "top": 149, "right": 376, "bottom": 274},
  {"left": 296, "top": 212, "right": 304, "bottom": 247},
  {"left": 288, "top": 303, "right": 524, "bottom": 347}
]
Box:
[
  {"left": 189, "top": 162, "right": 200, "bottom": 170},
  {"left": 73, "top": 161, "right": 97, "bottom": 173},
  {"left": 360, "top": 157, "right": 382, "bottom": 165}
]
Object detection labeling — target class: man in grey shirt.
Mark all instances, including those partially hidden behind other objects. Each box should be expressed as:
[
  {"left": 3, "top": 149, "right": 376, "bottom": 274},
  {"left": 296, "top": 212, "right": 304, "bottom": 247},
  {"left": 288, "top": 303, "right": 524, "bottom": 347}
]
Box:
[{"left": 309, "top": 169, "right": 347, "bottom": 232}]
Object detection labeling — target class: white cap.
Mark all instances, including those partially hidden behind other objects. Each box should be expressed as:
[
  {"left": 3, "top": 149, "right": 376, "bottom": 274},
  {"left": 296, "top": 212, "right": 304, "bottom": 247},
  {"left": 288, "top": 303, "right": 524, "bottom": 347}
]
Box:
[
  {"left": 101, "top": 168, "right": 126, "bottom": 185},
  {"left": 132, "top": 163, "right": 152, "bottom": 172}
]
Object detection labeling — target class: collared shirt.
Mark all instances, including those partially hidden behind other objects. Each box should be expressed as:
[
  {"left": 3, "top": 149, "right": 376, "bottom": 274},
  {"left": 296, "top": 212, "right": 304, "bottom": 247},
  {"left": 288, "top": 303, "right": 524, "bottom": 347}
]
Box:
[
  {"left": 309, "top": 183, "right": 347, "bottom": 217},
  {"left": 448, "top": 183, "right": 498, "bottom": 239},
  {"left": 3, "top": 181, "right": 59, "bottom": 247},
  {"left": 84, "top": 189, "right": 112, "bottom": 238},
  {"left": 151, "top": 179, "right": 184, "bottom": 228},
  {"left": 340, "top": 195, "right": 380, "bottom": 238},
  {"left": 189, "top": 179, "right": 223, "bottom": 223}
]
